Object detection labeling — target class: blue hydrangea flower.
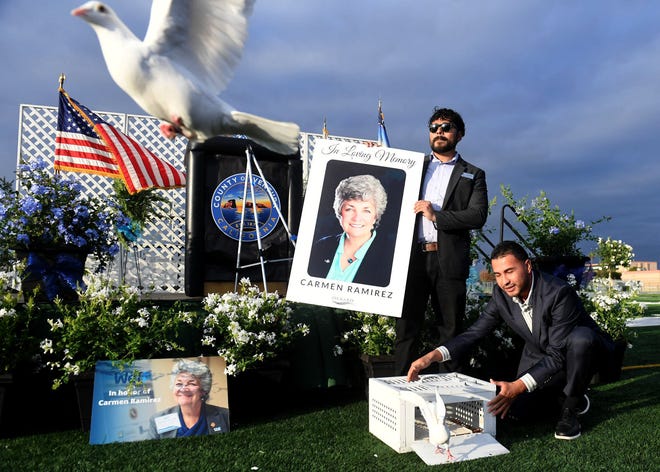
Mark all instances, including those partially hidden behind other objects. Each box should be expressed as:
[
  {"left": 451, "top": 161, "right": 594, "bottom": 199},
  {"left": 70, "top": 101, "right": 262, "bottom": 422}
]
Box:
[{"left": 20, "top": 196, "right": 42, "bottom": 215}]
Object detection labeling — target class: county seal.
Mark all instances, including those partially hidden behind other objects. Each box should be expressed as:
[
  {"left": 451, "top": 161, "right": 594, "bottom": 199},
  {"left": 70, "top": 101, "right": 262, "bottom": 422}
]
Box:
[{"left": 210, "top": 173, "right": 281, "bottom": 241}]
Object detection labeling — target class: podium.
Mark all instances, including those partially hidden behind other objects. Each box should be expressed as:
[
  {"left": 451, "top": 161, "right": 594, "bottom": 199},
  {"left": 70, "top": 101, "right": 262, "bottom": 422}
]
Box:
[{"left": 185, "top": 137, "right": 302, "bottom": 296}]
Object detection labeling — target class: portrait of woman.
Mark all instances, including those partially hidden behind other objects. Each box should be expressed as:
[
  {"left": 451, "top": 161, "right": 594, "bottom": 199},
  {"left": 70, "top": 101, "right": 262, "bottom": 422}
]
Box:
[
  {"left": 307, "top": 173, "right": 395, "bottom": 286},
  {"left": 149, "top": 359, "right": 230, "bottom": 439}
]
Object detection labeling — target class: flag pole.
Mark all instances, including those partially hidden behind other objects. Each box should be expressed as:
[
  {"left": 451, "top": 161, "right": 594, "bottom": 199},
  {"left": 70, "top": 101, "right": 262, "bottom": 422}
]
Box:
[{"left": 58, "top": 73, "right": 66, "bottom": 91}]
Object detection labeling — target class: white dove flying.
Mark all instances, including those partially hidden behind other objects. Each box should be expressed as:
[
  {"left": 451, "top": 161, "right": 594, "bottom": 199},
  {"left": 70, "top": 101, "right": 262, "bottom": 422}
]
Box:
[
  {"left": 72, "top": 0, "right": 301, "bottom": 155},
  {"left": 405, "top": 388, "right": 455, "bottom": 461}
]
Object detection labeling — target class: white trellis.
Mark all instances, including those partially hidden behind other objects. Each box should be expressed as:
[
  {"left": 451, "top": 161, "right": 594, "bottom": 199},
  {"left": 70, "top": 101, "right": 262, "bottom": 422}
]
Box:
[{"left": 16, "top": 104, "right": 365, "bottom": 294}]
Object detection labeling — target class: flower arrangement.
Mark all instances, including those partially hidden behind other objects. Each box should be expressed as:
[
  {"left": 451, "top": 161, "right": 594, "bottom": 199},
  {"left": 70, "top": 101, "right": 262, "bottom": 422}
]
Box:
[
  {"left": 579, "top": 278, "right": 644, "bottom": 341},
  {"left": 41, "top": 274, "right": 198, "bottom": 389},
  {"left": 579, "top": 238, "right": 644, "bottom": 340},
  {"left": 339, "top": 311, "right": 396, "bottom": 357},
  {"left": 0, "top": 158, "right": 120, "bottom": 273},
  {"left": 201, "top": 278, "right": 310, "bottom": 376},
  {"left": 593, "top": 237, "right": 634, "bottom": 280},
  {"left": 110, "top": 179, "right": 169, "bottom": 247},
  {"left": 500, "top": 185, "right": 608, "bottom": 258}
]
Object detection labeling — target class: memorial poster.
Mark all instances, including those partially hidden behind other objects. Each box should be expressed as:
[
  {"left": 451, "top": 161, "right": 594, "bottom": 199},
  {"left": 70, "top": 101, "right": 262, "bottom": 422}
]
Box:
[{"left": 287, "top": 139, "right": 424, "bottom": 317}]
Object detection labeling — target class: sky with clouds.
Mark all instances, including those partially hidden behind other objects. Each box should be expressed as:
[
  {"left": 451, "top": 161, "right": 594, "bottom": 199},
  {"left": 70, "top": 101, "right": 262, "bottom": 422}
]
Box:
[{"left": 1, "top": 1, "right": 659, "bottom": 264}]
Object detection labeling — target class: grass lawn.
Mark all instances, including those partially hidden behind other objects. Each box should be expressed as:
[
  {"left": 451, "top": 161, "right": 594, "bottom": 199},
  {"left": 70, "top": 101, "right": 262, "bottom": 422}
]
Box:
[
  {"left": 643, "top": 305, "right": 660, "bottom": 316},
  {"left": 633, "top": 293, "right": 660, "bottom": 316},
  {"left": 635, "top": 293, "right": 660, "bottom": 303},
  {"left": 0, "top": 327, "right": 658, "bottom": 471}
]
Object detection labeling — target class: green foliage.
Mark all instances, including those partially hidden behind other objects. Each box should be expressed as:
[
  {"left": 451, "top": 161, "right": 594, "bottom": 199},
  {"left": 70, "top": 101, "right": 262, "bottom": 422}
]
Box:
[
  {"left": 201, "top": 278, "right": 310, "bottom": 376},
  {"left": 339, "top": 311, "right": 396, "bottom": 356},
  {"left": 111, "top": 179, "right": 169, "bottom": 247},
  {"left": 0, "top": 266, "right": 44, "bottom": 373},
  {"left": 0, "top": 158, "right": 120, "bottom": 271},
  {"left": 501, "top": 185, "right": 608, "bottom": 258},
  {"left": 41, "top": 274, "right": 197, "bottom": 389},
  {"left": 470, "top": 195, "right": 498, "bottom": 265}
]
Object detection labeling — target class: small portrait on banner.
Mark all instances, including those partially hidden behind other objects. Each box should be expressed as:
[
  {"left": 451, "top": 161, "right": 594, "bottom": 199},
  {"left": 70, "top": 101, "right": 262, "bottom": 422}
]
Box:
[{"left": 89, "top": 357, "right": 229, "bottom": 445}]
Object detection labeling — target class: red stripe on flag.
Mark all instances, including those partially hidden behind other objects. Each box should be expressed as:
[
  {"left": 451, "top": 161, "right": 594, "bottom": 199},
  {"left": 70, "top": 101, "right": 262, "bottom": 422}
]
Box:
[
  {"left": 54, "top": 132, "right": 122, "bottom": 177},
  {"left": 98, "top": 125, "right": 152, "bottom": 191},
  {"left": 95, "top": 124, "right": 185, "bottom": 193}
]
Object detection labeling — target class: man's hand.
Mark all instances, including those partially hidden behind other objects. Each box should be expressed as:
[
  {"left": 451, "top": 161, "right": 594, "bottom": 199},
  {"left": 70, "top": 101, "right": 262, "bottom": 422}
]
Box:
[
  {"left": 487, "top": 379, "right": 527, "bottom": 419},
  {"left": 406, "top": 349, "right": 443, "bottom": 382},
  {"left": 413, "top": 200, "right": 436, "bottom": 222}
]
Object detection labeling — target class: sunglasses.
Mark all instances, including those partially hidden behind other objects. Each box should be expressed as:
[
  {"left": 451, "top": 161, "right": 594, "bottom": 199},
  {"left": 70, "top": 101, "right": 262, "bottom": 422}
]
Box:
[{"left": 429, "top": 122, "right": 454, "bottom": 133}]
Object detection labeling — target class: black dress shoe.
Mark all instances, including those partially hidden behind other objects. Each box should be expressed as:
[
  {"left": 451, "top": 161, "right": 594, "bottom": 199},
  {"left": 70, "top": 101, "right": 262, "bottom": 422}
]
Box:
[{"left": 554, "top": 407, "right": 581, "bottom": 440}]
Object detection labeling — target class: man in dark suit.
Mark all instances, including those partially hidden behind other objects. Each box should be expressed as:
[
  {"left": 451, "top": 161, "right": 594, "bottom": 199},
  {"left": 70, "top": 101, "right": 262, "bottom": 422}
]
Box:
[
  {"left": 394, "top": 107, "right": 488, "bottom": 375},
  {"left": 407, "top": 241, "right": 615, "bottom": 440}
]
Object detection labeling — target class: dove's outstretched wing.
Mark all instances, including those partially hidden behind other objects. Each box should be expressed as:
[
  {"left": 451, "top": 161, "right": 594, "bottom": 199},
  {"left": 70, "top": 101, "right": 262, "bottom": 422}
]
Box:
[{"left": 144, "top": 0, "right": 256, "bottom": 94}]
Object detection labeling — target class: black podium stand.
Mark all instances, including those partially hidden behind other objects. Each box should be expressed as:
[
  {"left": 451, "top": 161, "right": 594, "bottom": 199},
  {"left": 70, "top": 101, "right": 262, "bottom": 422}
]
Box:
[{"left": 185, "top": 137, "right": 302, "bottom": 296}]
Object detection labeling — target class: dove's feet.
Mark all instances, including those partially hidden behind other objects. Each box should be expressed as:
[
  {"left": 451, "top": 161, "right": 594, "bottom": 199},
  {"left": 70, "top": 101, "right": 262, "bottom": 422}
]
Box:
[
  {"left": 170, "top": 115, "right": 197, "bottom": 139},
  {"left": 159, "top": 122, "right": 179, "bottom": 140},
  {"left": 434, "top": 445, "right": 455, "bottom": 461},
  {"left": 159, "top": 116, "right": 197, "bottom": 140}
]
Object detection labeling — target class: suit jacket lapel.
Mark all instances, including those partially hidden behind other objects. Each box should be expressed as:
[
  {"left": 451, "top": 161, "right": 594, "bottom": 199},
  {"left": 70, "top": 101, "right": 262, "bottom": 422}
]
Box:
[
  {"left": 530, "top": 276, "right": 543, "bottom": 341},
  {"left": 442, "top": 155, "right": 465, "bottom": 206}
]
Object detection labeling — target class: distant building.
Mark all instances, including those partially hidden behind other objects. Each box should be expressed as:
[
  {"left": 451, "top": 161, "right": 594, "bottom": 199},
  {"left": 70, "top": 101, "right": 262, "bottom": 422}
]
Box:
[
  {"left": 628, "top": 261, "right": 657, "bottom": 271},
  {"left": 621, "top": 261, "right": 660, "bottom": 293}
]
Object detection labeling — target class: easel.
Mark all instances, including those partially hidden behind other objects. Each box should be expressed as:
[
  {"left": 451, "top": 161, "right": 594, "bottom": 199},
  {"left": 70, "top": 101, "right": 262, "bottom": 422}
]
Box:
[{"left": 233, "top": 144, "right": 296, "bottom": 293}]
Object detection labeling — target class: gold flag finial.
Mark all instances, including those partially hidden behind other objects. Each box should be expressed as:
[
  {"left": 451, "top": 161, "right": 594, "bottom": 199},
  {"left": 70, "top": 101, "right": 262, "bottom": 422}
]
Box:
[{"left": 59, "top": 73, "right": 66, "bottom": 91}]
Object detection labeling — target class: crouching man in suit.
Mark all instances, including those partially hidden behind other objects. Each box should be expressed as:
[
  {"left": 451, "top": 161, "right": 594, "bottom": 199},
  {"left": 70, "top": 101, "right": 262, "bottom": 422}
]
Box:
[{"left": 407, "top": 240, "right": 614, "bottom": 440}]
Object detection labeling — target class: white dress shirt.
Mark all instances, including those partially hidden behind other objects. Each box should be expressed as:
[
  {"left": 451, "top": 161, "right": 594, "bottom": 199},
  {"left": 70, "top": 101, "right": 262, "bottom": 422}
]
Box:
[{"left": 417, "top": 153, "right": 457, "bottom": 243}]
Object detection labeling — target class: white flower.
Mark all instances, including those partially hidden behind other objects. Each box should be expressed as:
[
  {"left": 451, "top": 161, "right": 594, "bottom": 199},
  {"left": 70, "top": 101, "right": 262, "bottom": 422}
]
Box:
[
  {"left": 299, "top": 324, "right": 310, "bottom": 336},
  {"left": 0, "top": 307, "right": 16, "bottom": 318},
  {"left": 132, "top": 316, "right": 149, "bottom": 328},
  {"left": 63, "top": 362, "right": 81, "bottom": 376},
  {"left": 47, "top": 318, "right": 64, "bottom": 330},
  {"left": 201, "top": 335, "right": 216, "bottom": 346},
  {"left": 332, "top": 345, "right": 343, "bottom": 356},
  {"left": 225, "top": 363, "right": 237, "bottom": 376},
  {"left": 178, "top": 311, "right": 195, "bottom": 324},
  {"left": 40, "top": 338, "right": 53, "bottom": 354},
  {"left": 137, "top": 307, "right": 150, "bottom": 318}
]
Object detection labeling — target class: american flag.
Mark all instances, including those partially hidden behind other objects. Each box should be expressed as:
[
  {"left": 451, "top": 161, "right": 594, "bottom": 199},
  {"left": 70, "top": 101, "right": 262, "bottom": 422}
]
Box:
[{"left": 55, "top": 90, "right": 186, "bottom": 194}]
